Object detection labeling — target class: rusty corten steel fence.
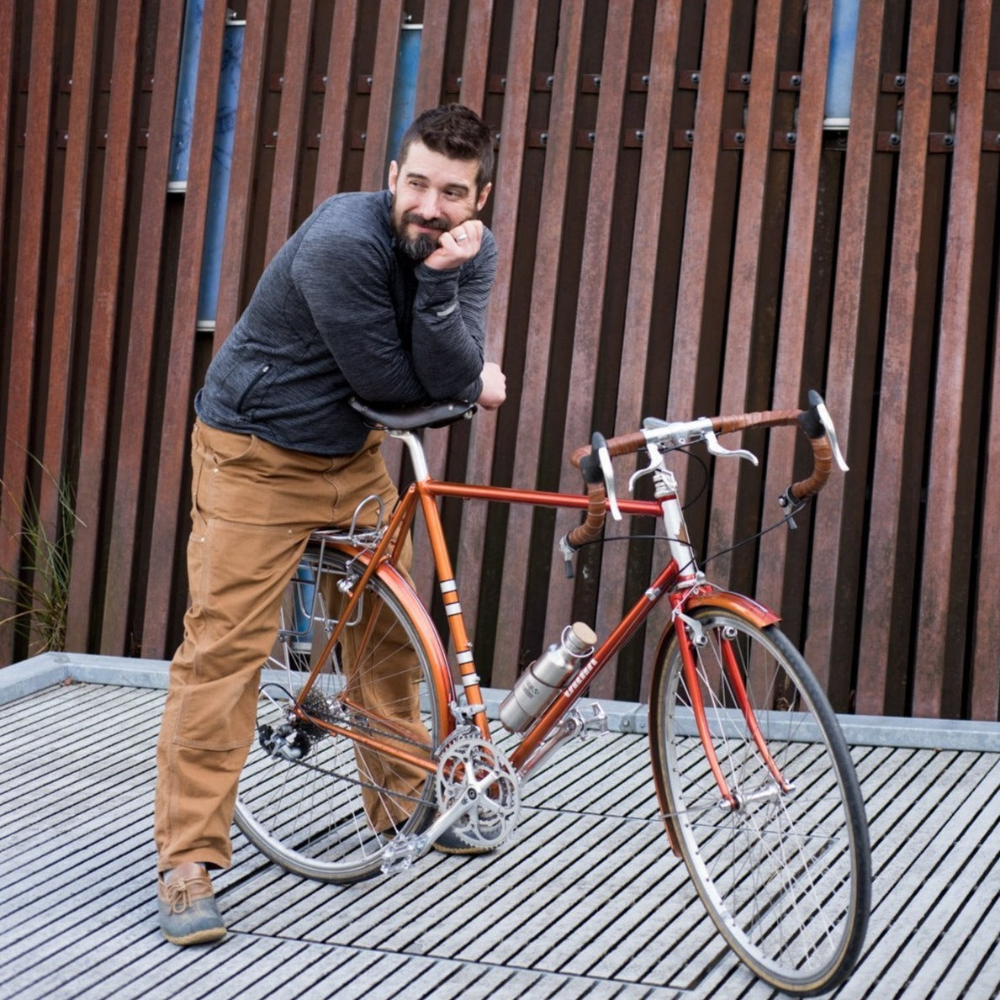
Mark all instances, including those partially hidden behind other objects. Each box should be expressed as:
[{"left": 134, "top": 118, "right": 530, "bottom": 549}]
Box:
[{"left": 1, "top": 0, "right": 998, "bottom": 721}]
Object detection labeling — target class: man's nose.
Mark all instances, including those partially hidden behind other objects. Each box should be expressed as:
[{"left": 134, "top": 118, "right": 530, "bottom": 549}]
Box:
[{"left": 417, "top": 189, "right": 443, "bottom": 221}]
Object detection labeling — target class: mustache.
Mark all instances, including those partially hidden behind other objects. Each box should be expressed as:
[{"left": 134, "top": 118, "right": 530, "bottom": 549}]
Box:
[{"left": 402, "top": 211, "right": 449, "bottom": 232}]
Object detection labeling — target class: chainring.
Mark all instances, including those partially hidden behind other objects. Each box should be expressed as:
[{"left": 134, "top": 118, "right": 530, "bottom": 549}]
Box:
[{"left": 435, "top": 733, "right": 521, "bottom": 849}]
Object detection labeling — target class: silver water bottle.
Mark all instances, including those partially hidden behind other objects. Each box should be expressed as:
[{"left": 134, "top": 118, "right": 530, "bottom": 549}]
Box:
[{"left": 499, "top": 622, "right": 597, "bottom": 733}]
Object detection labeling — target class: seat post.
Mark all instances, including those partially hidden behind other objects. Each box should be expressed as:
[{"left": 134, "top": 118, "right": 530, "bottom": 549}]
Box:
[{"left": 390, "top": 429, "right": 430, "bottom": 482}]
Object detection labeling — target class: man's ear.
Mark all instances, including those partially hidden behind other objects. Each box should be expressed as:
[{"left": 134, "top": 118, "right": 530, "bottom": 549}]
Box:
[
  {"left": 476, "top": 181, "right": 492, "bottom": 213},
  {"left": 388, "top": 159, "right": 399, "bottom": 194}
]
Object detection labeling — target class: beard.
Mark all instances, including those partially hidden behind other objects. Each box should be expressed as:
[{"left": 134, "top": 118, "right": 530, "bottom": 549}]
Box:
[
  {"left": 393, "top": 209, "right": 449, "bottom": 261},
  {"left": 391, "top": 197, "right": 478, "bottom": 261}
]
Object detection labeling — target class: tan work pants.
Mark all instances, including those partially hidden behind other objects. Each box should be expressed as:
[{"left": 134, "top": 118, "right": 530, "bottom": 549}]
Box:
[{"left": 154, "top": 419, "right": 422, "bottom": 872}]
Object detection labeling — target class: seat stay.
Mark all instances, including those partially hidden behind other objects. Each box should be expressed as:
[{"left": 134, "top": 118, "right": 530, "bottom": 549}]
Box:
[{"left": 294, "top": 489, "right": 423, "bottom": 706}]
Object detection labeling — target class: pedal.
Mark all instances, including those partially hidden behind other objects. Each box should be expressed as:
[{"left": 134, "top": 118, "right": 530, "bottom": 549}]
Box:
[
  {"left": 380, "top": 832, "right": 427, "bottom": 875},
  {"left": 572, "top": 701, "right": 608, "bottom": 738},
  {"left": 516, "top": 702, "right": 610, "bottom": 778}
]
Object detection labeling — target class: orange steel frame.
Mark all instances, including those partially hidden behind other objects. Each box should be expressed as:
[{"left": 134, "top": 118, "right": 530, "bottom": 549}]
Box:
[{"left": 293, "top": 472, "right": 787, "bottom": 793}]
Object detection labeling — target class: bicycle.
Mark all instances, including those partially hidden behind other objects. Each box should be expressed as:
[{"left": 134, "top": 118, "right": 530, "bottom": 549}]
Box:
[{"left": 234, "top": 390, "right": 871, "bottom": 996}]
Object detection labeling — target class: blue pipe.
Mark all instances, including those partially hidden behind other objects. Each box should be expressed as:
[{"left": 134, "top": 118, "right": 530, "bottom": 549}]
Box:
[
  {"left": 198, "top": 16, "right": 245, "bottom": 324},
  {"left": 387, "top": 24, "right": 423, "bottom": 173},
  {"left": 825, "top": 0, "right": 859, "bottom": 127}
]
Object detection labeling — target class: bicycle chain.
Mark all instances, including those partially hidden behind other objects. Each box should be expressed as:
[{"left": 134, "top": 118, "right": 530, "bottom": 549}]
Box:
[
  {"left": 259, "top": 691, "right": 436, "bottom": 808},
  {"left": 269, "top": 745, "right": 430, "bottom": 807}
]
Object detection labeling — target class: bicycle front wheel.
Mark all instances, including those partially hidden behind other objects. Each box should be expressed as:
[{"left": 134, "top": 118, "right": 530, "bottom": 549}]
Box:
[
  {"left": 234, "top": 543, "right": 449, "bottom": 882},
  {"left": 649, "top": 606, "right": 870, "bottom": 995}
]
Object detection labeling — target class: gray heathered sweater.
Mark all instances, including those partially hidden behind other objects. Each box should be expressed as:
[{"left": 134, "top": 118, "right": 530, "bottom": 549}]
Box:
[{"left": 195, "top": 189, "right": 497, "bottom": 456}]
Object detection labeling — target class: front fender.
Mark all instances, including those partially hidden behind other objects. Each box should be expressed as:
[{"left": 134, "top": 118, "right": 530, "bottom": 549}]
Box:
[{"left": 681, "top": 584, "right": 781, "bottom": 629}]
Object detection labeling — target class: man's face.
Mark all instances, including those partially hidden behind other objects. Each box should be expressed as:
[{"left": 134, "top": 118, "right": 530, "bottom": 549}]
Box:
[{"left": 388, "top": 141, "right": 491, "bottom": 260}]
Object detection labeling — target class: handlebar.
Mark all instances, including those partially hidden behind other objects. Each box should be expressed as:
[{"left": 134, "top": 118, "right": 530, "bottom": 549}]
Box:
[{"left": 564, "top": 390, "right": 847, "bottom": 552}]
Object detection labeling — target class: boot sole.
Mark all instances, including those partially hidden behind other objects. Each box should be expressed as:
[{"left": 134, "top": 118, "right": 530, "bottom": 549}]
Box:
[{"left": 161, "top": 925, "right": 228, "bottom": 946}]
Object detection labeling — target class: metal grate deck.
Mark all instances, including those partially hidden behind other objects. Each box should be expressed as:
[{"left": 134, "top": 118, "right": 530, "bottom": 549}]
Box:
[{"left": 1, "top": 678, "right": 999, "bottom": 999}]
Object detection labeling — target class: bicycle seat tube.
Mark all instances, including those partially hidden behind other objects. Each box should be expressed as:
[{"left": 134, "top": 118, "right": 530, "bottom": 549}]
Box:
[{"left": 388, "top": 427, "right": 491, "bottom": 738}]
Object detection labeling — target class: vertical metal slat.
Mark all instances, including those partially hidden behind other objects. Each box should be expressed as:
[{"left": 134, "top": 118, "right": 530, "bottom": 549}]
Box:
[
  {"left": 413, "top": 0, "right": 450, "bottom": 116},
  {"left": 912, "top": 0, "right": 992, "bottom": 718},
  {"left": 662, "top": 0, "right": 733, "bottom": 421},
  {"left": 100, "top": 0, "right": 185, "bottom": 654},
  {"left": 360, "top": 0, "right": 403, "bottom": 194},
  {"left": 38, "top": 0, "right": 99, "bottom": 545},
  {"left": 703, "top": 0, "right": 782, "bottom": 594},
  {"left": 263, "top": 0, "right": 315, "bottom": 265},
  {"left": 755, "top": 0, "right": 834, "bottom": 675},
  {"left": 0, "top": 0, "right": 15, "bottom": 273},
  {"left": 410, "top": 1, "right": 496, "bottom": 613},
  {"left": 459, "top": 0, "right": 493, "bottom": 110},
  {"left": 0, "top": 0, "right": 58, "bottom": 662},
  {"left": 65, "top": 0, "right": 144, "bottom": 651},
  {"left": 362, "top": 0, "right": 405, "bottom": 483},
  {"left": 804, "top": 0, "right": 890, "bottom": 712},
  {"left": 543, "top": 2, "right": 635, "bottom": 693},
  {"left": 492, "top": 1, "right": 586, "bottom": 686},
  {"left": 456, "top": 0, "right": 539, "bottom": 647},
  {"left": 595, "top": 0, "right": 682, "bottom": 702},
  {"left": 971, "top": 317, "right": 1000, "bottom": 719},
  {"left": 856, "top": 0, "right": 941, "bottom": 716},
  {"left": 314, "top": 0, "right": 358, "bottom": 202},
  {"left": 143, "top": 0, "right": 229, "bottom": 657},
  {"left": 642, "top": 0, "right": 734, "bottom": 674}
]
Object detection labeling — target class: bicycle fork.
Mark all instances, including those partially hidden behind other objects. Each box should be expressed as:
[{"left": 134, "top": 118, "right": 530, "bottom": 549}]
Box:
[{"left": 672, "top": 604, "right": 792, "bottom": 809}]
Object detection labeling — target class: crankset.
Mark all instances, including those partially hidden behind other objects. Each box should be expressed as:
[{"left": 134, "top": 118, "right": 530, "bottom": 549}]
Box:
[{"left": 433, "top": 732, "right": 522, "bottom": 850}]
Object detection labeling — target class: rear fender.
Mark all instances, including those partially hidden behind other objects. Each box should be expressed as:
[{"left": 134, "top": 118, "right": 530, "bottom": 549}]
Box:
[{"left": 326, "top": 541, "right": 456, "bottom": 734}]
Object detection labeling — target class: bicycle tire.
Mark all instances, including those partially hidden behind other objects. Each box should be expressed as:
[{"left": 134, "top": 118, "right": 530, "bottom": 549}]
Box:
[
  {"left": 234, "top": 543, "right": 449, "bottom": 883},
  {"left": 649, "top": 606, "right": 871, "bottom": 994}
]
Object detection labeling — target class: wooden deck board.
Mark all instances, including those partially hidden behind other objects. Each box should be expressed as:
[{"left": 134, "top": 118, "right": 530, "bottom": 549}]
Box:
[{"left": 1, "top": 680, "right": 998, "bottom": 999}]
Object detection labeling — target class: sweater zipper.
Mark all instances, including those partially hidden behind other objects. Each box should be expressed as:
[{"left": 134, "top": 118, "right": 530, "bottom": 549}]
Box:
[{"left": 237, "top": 364, "right": 272, "bottom": 411}]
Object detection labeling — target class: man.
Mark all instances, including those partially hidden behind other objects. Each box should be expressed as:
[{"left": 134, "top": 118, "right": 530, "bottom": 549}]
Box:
[{"left": 154, "top": 104, "right": 505, "bottom": 945}]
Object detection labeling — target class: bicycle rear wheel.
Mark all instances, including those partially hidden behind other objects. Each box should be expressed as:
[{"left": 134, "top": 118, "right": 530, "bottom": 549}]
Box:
[
  {"left": 234, "top": 542, "right": 449, "bottom": 882},
  {"left": 649, "top": 606, "right": 870, "bottom": 994}
]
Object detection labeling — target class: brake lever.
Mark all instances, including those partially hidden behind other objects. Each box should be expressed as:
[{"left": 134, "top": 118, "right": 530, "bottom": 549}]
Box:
[
  {"left": 628, "top": 442, "right": 664, "bottom": 492},
  {"left": 594, "top": 436, "right": 623, "bottom": 521},
  {"left": 703, "top": 428, "right": 759, "bottom": 466},
  {"left": 810, "top": 392, "right": 849, "bottom": 471}
]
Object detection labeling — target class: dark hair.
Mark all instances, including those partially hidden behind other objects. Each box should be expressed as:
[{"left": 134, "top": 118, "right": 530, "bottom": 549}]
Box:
[{"left": 397, "top": 104, "right": 495, "bottom": 193}]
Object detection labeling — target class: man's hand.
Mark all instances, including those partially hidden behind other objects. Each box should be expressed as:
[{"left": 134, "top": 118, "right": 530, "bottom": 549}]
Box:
[
  {"left": 423, "top": 220, "right": 485, "bottom": 271},
  {"left": 476, "top": 362, "right": 506, "bottom": 410}
]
